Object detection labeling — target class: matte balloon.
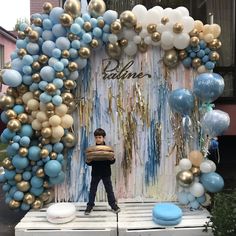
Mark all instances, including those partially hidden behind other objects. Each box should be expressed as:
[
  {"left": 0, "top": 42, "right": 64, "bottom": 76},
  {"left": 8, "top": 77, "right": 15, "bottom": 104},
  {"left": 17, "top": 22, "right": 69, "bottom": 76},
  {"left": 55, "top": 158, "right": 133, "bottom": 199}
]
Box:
[
  {"left": 201, "top": 110, "right": 230, "bottom": 137},
  {"left": 2, "top": 69, "right": 22, "bottom": 87},
  {"left": 179, "top": 158, "right": 192, "bottom": 171},
  {"left": 193, "top": 73, "right": 224, "bottom": 103},
  {"left": 189, "top": 150, "right": 203, "bottom": 167},
  {"left": 189, "top": 182, "right": 205, "bottom": 197},
  {"left": 200, "top": 172, "right": 224, "bottom": 193},
  {"left": 169, "top": 89, "right": 194, "bottom": 116}
]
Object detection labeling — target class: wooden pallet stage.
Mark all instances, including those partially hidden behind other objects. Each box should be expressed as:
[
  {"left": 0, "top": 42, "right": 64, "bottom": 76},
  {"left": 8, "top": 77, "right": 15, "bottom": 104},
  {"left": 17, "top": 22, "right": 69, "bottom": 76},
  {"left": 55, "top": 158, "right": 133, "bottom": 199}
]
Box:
[{"left": 15, "top": 202, "right": 213, "bottom": 236}]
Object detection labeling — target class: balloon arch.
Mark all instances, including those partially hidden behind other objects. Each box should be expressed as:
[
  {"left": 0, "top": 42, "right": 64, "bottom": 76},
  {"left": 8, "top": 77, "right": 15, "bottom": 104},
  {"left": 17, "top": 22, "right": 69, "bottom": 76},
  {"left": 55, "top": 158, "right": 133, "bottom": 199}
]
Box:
[{"left": 0, "top": 0, "right": 229, "bottom": 210}]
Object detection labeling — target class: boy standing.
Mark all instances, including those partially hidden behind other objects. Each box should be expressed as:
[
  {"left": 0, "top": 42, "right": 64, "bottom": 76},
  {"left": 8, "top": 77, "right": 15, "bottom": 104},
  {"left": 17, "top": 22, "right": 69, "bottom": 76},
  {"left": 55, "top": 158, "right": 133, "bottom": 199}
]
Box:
[{"left": 85, "top": 128, "right": 120, "bottom": 215}]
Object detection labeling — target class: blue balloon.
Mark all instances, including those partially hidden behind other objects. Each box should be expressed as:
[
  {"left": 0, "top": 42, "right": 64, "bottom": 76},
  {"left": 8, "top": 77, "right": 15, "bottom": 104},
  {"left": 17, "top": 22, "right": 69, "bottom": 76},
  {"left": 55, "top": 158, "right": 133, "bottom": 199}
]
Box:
[
  {"left": 55, "top": 37, "right": 70, "bottom": 50},
  {"left": 12, "top": 156, "right": 29, "bottom": 169},
  {"left": 189, "top": 200, "right": 200, "bottom": 209},
  {"left": 49, "top": 7, "right": 64, "bottom": 24},
  {"left": 40, "top": 66, "right": 55, "bottom": 82},
  {"left": 20, "top": 136, "right": 31, "bottom": 147},
  {"left": 44, "top": 160, "right": 62, "bottom": 177},
  {"left": 42, "top": 30, "right": 55, "bottom": 41},
  {"left": 169, "top": 89, "right": 194, "bottom": 116},
  {"left": 4, "top": 170, "right": 16, "bottom": 180},
  {"left": 201, "top": 109, "right": 230, "bottom": 137},
  {"left": 199, "top": 40, "right": 207, "bottom": 49},
  {"left": 42, "top": 41, "right": 56, "bottom": 57},
  {"left": 103, "top": 10, "right": 118, "bottom": 24},
  {"left": 43, "top": 18, "right": 53, "bottom": 30},
  {"left": 69, "top": 71, "right": 79, "bottom": 80},
  {"left": 75, "top": 57, "right": 87, "bottom": 69},
  {"left": 200, "top": 172, "right": 224, "bottom": 193},
  {"left": 2, "top": 69, "right": 22, "bottom": 87},
  {"left": 1, "top": 111, "right": 8, "bottom": 123},
  {"left": 26, "top": 43, "right": 40, "bottom": 55},
  {"left": 53, "top": 61, "right": 64, "bottom": 72},
  {"left": 14, "top": 191, "right": 24, "bottom": 201},
  {"left": 19, "top": 124, "right": 33, "bottom": 137},
  {"left": 53, "top": 142, "right": 64, "bottom": 153},
  {"left": 93, "top": 27, "right": 102, "bottom": 38},
  {"left": 22, "top": 171, "right": 32, "bottom": 181},
  {"left": 21, "top": 203, "right": 30, "bottom": 211},
  {"left": 209, "top": 139, "right": 219, "bottom": 150},
  {"left": 13, "top": 105, "right": 24, "bottom": 114},
  {"left": 182, "top": 57, "right": 192, "bottom": 68},
  {"left": 196, "top": 194, "right": 206, "bottom": 204},
  {"left": 75, "top": 17, "right": 84, "bottom": 26},
  {"left": 69, "top": 48, "right": 78, "bottom": 59},
  {"left": 52, "top": 24, "right": 67, "bottom": 37},
  {"left": 90, "top": 18, "right": 98, "bottom": 27},
  {"left": 30, "top": 187, "right": 44, "bottom": 196},
  {"left": 205, "top": 61, "right": 215, "bottom": 70},
  {"left": 193, "top": 73, "right": 224, "bottom": 103},
  {"left": 82, "top": 13, "right": 91, "bottom": 21},
  {"left": 177, "top": 191, "right": 189, "bottom": 205},
  {"left": 52, "top": 48, "right": 62, "bottom": 58},
  {"left": 52, "top": 95, "right": 62, "bottom": 106},
  {"left": 22, "top": 55, "right": 34, "bottom": 65},
  {"left": 2, "top": 183, "right": 11, "bottom": 192},
  {"left": 49, "top": 171, "right": 65, "bottom": 184},
  {"left": 30, "top": 176, "right": 43, "bottom": 188},
  {"left": 53, "top": 78, "right": 63, "bottom": 89},
  {"left": 0, "top": 173, "right": 6, "bottom": 183},
  {"left": 202, "top": 55, "right": 209, "bottom": 63},
  {"left": 39, "top": 81, "right": 49, "bottom": 90},
  {"left": 11, "top": 142, "right": 20, "bottom": 151},
  {"left": 70, "top": 23, "right": 81, "bottom": 35},
  {"left": 28, "top": 146, "right": 41, "bottom": 161},
  {"left": 71, "top": 40, "right": 81, "bottom": 50}
]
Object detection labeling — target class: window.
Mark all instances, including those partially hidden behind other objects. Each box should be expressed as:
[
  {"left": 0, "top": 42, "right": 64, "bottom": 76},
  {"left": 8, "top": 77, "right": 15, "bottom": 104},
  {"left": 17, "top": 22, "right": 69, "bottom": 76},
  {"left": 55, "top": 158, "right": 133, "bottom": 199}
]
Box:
[{"left": 0, "top": 44, "right": 4, "bottom": 69}]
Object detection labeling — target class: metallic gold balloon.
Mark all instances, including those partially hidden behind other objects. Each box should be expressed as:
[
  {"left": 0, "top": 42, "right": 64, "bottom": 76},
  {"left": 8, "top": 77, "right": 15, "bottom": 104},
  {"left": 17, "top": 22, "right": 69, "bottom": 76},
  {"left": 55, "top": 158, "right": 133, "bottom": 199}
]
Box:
[
  {"left": 43, "top": 2, "right": 53, "bottom": 13},
  {"left": 88, "top": 0, "right": 106, "bottom": 18},
  {"left": 111, "top": 20, "right": 122, "bottom": 34},
  {"left": 138, "top": 40, "right": 148, "bottom": 53},
  {"left": 32, "top": 61, "right": 41, "bottom": 71},
  {"left": 19, "top": 147, "right": 28, "bottom": 156},
  {"left": 60, "top": 13, "right": 73, "bottom": 27},
  {"left": 39, "top": 191, "right": 50, "bottom": 202},
  {"left": 0, "top": 95, "right": 15, "bottom": 109},
  {"left": 41, "top": 127, "right": 52, "bottom": 138},
  {"left": 45, "top": 83, "right": 57, "bottom": 94},
  {"left": 33, "top": 17, "right": 42, "bottom": 27},
  {"left": 7, "top": 119, "right": 21, "bottom": 132},
  {"left": 106, "top": 42, "right": 121, "bottom": 59},
  {"left": 68, "top": 32, "right": 78, "bottom": 41},
  {"left": 134, "top": 24, "right": 142, "bottom": 33},
  {"left": 83, "top": 22, "right": 92, "bottom": 31},
  {"left": 43, "top": 181, "right": 49, "bottom": 188},
  {"left": 18, "top": 31, "right": 26, "bottom": 39},
  {"left": 17, "top": 181, "right": 30, "bottom": 192},
  {"left": 50, "top": 152, "right": 57, "bottom": 160},
  {"left": 56, "top": 71, "right": 65, "bottom": 78},
  {"left": 151, "top": 32, "right": 161, "bottom": 42},
  {"left": 40, "top": 148, "right": 49, "bottom": 158},
  {"left": 2, "top": 157, "right": 14, "bottom": 170},
  {"left": 161, "top": 16, "right": 169, "bottom": 25},
  {"left": 61, "top": 50, "right": 70, "bottom": 59},
  {"left": 18, "top": 113, "right": 28, "bottom": 123},
  {"left": 23, "top": 193, "right": 35, "bottom": 204},
  {"left": 78, "top": 47, "right": 91, "bottom": 59},
  {"left": 15, "top": 97, "right": 23, "bottom": 104},
  {"left": 17, "top": 84, "right": 28, "bottom": 94},
  {"left": 17, "top": 48, "right": 27, "bottom": 58},
  {"left": 30, "top": 160, "right": 36, "bottom": 166},
  {"left": 64, "top": 80, "right": 76, "bottom": 90},
  {"left": 64, "top": 0, "right": 81, "bottom": 19},
  {"left": 190, "top": 166, "right": 201, "bottom": 177},
  {"left": 210, "top": 51, "right": 220, "bottom": 61},
  {"left": 173, "top": 23, "right": 184, "bottom": 34},
  {"left": 190, "top": 36, "right": 200, "bottom": 47},
  {"left": 38, "top": 54, "right": 48, "bottom": 64},
  {"left": 119, "top": 38, "right": 128, "bottom": 47},
  {"left": 68, "top": 62, "right": 78, "bottom": 72},
  {"left": 147, "top": 24, "right": 157, "bottom": 34},
  {"left": 5, "top": 109, "right": 17, "bottom": 119},
  {"left": 32, "top": 199, "right": 43, "bottom": 209},
  {"left": 163, "top": 49, "right": 179, "bottom": 68},
  {"left": 6, "top": 87, "right": 18, "bottom": 97},
  {"left": 97, "top": 19, "right": 105, "bottom": 28},
  {"left": 14, "top": 173, "right": 22, "bottom": 182},
  {"left": 62, "top": 132, "right": 76, "bottom": 147},
  {"left": 46, "top": 102, "right": 54, "bottom": 111},
  {"left": 61, "top": 92, "right": 74, "bottom": 104},
  {"left": 192, "top": 58, "right": 201, "bottom": 68},
  {"left": 189, "top": 28, "right": 199, "bottom": 37},
  {"left": 67, "top": 101, "right": 76, "bottom": 113},
  {"left": 24, "top": 26, "right": 32, "bottom": 35},
  {"left": 46, "top": 110, "right": 55, "bottom": 117},
  {"left": 120, "top": 10, "right": 137, "bottom": 28},
  {"left": 176, "top": 170, "right": 194, "bottom": 187},
  {"left": 44, "top": 190, "right": 54, "bottom": 204},
  {"left": 179, "top": 50, "right": 188, "bottom": 60},
  {"left": 3, "top": 62, "right": 11, "bottom": 69},
  {"left": 33, "top": 90, "right": 41, "bottom": 100},
  {"left": 9, "top": 200, "right": 20, "bottom": 209},
  {"left": 36, "top": 168, "right": 45, "bottom": 178},
  {"left": 90, "top": 39, "right": 99, "bottom": 48},
  {"left": 209, "top": 39, "right": 222, "bottom": 50}
]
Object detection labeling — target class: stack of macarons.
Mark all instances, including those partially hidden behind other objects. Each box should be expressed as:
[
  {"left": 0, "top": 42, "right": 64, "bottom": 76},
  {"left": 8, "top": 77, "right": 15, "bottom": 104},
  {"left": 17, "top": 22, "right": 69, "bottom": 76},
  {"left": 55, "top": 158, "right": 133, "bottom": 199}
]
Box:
[{"left": 85, "top": 145, "right": 114, "bottom": 161}]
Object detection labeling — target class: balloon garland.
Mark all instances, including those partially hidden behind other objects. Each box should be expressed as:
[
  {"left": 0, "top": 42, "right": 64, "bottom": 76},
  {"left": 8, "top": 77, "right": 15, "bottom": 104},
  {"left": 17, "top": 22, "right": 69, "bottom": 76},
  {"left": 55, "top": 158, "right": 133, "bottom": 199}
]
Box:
[{"left": 0, "top": 0, "right": 229, "bottom": 211}]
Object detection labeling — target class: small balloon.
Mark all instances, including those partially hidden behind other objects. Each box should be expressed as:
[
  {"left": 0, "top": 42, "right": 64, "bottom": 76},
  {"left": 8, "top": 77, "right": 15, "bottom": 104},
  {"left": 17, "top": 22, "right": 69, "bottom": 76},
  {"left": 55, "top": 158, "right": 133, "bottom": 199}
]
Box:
[
  {"left": 106, "top": 43, "right": 122, "bottom": 59},
  {"left": 88, "top": 0, "right": 106, "bottom": 18},
  {"left": 120, "top": 10, "right": 137, "bottom": 28},
  {"left": 163, "top": 49, "right": 178, "bottom": 68},
  {"left": 64, "top": 0, "right": 81, "bottom": 18}
]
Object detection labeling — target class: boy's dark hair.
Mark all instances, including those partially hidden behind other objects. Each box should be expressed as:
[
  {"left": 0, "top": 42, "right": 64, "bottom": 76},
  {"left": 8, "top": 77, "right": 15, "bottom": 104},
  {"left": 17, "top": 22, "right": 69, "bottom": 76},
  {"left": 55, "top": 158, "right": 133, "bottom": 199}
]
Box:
[{"left": 94, "top": 128, "right": 106, "bottom": 137}]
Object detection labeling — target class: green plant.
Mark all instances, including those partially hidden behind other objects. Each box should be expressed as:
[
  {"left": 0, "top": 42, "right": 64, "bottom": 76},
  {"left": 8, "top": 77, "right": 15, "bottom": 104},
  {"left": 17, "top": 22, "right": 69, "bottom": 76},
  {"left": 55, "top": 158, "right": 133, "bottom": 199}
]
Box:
[{"left": 204, "top": 191, "right": 236, "bottom": 236}]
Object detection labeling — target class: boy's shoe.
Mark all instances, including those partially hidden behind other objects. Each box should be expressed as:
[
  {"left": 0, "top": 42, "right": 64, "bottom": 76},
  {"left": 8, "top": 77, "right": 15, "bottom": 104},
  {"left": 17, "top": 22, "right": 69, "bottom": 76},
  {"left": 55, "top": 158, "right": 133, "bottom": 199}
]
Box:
[
  {"left": 111, "top": 204, "right": 120, "bottom": 214},
  {"left": 84, "top": 205, "right": 93, "bottom": 215}
]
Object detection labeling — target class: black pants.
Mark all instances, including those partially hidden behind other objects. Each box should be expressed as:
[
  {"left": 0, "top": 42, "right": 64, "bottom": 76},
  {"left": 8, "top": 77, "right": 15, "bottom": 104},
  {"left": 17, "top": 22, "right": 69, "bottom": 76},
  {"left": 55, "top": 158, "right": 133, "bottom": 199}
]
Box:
[{"left": 87, "top": 176, "right": 116, "bottom": 207}]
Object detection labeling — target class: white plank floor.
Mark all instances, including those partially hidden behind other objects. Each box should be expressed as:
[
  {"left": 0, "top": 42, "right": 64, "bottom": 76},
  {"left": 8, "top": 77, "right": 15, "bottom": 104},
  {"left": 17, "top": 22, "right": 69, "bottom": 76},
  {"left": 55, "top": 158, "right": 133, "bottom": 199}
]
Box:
[{"left": 15, "top": 202, "right": 213, "bottom": 236}]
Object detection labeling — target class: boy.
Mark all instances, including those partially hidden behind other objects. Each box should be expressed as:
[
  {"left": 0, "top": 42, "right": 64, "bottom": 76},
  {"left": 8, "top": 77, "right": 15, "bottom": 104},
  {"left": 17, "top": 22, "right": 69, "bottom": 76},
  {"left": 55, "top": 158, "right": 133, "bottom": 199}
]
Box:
[{"left": 85, "top": 128, "right": 120, "bottom": 215}]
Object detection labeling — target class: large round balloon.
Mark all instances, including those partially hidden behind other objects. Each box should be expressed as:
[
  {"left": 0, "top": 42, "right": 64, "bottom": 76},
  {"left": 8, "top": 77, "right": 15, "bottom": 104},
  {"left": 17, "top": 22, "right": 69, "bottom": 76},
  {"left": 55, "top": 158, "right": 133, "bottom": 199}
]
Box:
[
  {"left": 201, "top": 109, "right": 230, "bottom": 137},
  {"left": 193, "top": 73, "right": 224, "bottom": 103},
  {"left": 200, "top": 172, "right": 224, "bottom": 193},
  {"left": 169, "top": 89, "right": 194, "bottom": 116}
]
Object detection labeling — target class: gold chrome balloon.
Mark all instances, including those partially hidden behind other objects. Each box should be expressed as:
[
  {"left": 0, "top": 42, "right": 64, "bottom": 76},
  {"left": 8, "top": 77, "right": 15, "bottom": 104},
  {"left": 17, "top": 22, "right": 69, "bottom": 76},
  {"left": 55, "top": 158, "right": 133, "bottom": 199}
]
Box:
[
  {"left": 97, "top": 19, "right": 105, "bottom": 28},
  {"left": 5, "top": 109, "right": 17, "bottom": 119},
  {"left": 46, "top": 103, "right": 55, "bottom": 111},
  {"left": 138, "top": 40, "right": 148, "bottom": 53},
  {"left": 19, "top": 147, "right": 28, "bottom": 156},
  {"left": 178, "top": 50, "right": 187, "bottom": 60},
  {"left": 32, "top": 199, "right": 43, "bottom": 209},
  {"left": 41, "top": 127, "right": 52, "bottom": 138},
  {"left": 36, "top": 168, "right": 45, "bottom": 178},
  {"left": 46, "top": 110, "right": 55, "bottom": 117},
  {"left": 38, "top": 54, "right": 48, "bottom": 64},
  {"left": 83, "top": 22, "right": 92, "bottom": 31},
  {"left": 33, "top": 17, "right": 42, "bottom": 27},
  {"left": 0, "top": 95, "right": 15, "bottom": 109},
  {"left": 17, "top": 181, "right": 30, "bottom": 192},
  {"left": 32, "top": 73, "right": 41, "bottom": 83},
  {"left": 192, "top": 58, "right": 201, "bottom": 68},
  {"left": 151, "top": 32, "right": 161, "bottom": 42},
  {"left": 64, "top": 0, "right": 81, "bottom": 19},
  {"left": 32, "top": 61, "right": 41, "bottom": 71},
  {"left": 68, "top": 62, "right": 78, "bottom": 72},
  {"left": 61, "top": 92, "right": 74, "bottom": 104},
  {"left": 68, "top": 32, "right": 78, "bottom": 41},
  {"left": 119, "top": 38, "right": 128, "bottom": 47},
  {"left": 210, "top": 51, "right": 220, "bottom": 61},
  {"left": 18, "top": 113, "right": 28, "bottom": 123},
  {"left": 43, "top": 181, "right": 49, "bottom": 188},
  {"left": 90, "top": 39, "right": 99, "bottom": 48},
  {"left": 9, "top": 200, "right": 20, "bottom": 209},
  {"left": 2, "top": 157, "right": 14, "bottom": 170},
  {"left": 161, "top": 16, "right": 169, "bottom": 25},
  {"left": 7, "top": 119, "right": 21, "bottom": 132},
  {"left": 120, "top": 10, "right": 137, "bottom": 28},
  {"left": 23, "top": 193, "right": 35, "bottom": 205},
  {"left": 56, "top": 71, "right": 65, "bottom": 78},
  {"left": 17, "top": 48, "right": 27, "bottom": 58},
  {"left": 67, "top": 101, "right": 76, "bottom": 113},
  {"left": 40, "top": 148, "right": 49, "bottom": 158},
  {"left": 163, "top": 49, "right": 178, "bottom": 68},
  {"left": 64, "top": 80, "right": 76, "bottom": 90},
  {"left": 60, "top": 13, "right": 73, "bottom": 27},
  {"left": 6, "top": 87, "right": 18, "bottom": 97},
  {"left": 43, "top": 2, "right": 53, "bottom": 13},
  {"left": 88, "top": 0, "right": 106, "bottom": 18},
  {"left": 190, "top": 36, "right": 200, "bottom": 47},
  {"left": 173, "top": 23, "right": 184, "bottom": 34},
  {"left": 189, "top": 28, "right": 199, "bottom": 37},
  {"left": 18, "top": 31, "right": 26, "bottom": 39},
  {"left": 147, "top": 24, "right": 157, "bottom": 34},
  {"left": 176, "top": 170, "right": 194, "bottom": 187},
  {"left": 33, "top": 90, "right": 41, "bottom": 100},
  {"left": 190, "top": 166, "right": 201, "bottom": 176},
  {"left": 79, "top": 47, "right": 91, "bottom": 59},
  {"left": 17, "top": 84, "right": 28, "bottom": 94},
  {"left": 111, "top": 20, "right": 122, "bottom": 34},
  {"left": 41, "top": 138, "right": 50, "bottom": 145},
  {"left": 106, "top": 43, "right": 121, "bottom": 59},
  {"left": 62, "top": 132, "right": 76, "bottom": 147},
  {"left": 45, "top": 83, "right": 57, "bottom": 94},
  {"left": 61, "top": 50, "right": 70, "bottom": 59},
  {"left": 50, "top": 152, "right": 57, "bottom": 160},
  {"left": 14, "top": 173, "right": 22, "bottom": 182},
  {"left": 134, "top": 24, "right": 142, "bottom": 33},
  {"left": 24, "top": 26, "right": 32, "bottom": 35},
  {"left": 39, "top": 191, "right": 50, "bottom": 202}
]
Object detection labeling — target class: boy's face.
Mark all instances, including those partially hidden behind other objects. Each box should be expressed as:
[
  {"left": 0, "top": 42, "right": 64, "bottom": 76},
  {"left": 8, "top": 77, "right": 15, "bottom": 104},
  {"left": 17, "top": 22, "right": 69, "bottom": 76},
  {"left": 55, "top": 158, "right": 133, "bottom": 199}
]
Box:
[{"left": 95, "top": 135, "right": 105, "bottom": 145}]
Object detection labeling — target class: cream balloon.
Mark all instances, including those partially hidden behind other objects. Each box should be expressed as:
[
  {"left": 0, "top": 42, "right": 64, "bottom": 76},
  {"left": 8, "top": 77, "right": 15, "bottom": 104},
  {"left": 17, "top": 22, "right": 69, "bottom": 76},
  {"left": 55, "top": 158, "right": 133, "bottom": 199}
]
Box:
[
  {"left": 179, "top": 158, "right": 192, "bottom": 171},
  {"left": 52, "top": 126, "right": 64, "bottom": 139}
]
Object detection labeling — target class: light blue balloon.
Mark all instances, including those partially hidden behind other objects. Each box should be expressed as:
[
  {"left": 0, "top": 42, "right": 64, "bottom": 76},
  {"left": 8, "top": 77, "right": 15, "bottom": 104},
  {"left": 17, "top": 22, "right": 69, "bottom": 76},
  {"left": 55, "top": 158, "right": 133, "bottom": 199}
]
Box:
[
  {"left": 52, "top": 24, "right": 67, "bottom": 37},
  {"left": 53, "top": 78, "right": 63, "bottom": 89},
  {"left": 1, "top": 111, "right": 8, "bottom": 124},
  {"left": 52, "top": 95, "right": 62, "bottom": 106},
  {"left": 32, "top": 26, "right": 43, "bottom": 36},
  {"left": 42, "top": 40, "right": 56, "bottom": 57},
  {"left": 189, "top": 200, "right": 200, "bottom": 209},
  {"left": 37, "top": 160, "right": 43, "bottom": 166},
  {"left": 44, "top": 160, "right": 62, "bottom": 177},
  {"left": 9, "top": 186, "right": 18, "bottom": 197},
  {"left": 19, "top": 22, "right": 28, "bottom": 31},
  {"left": 4, "top": 170, "right": 16, "bottom": 180},
  {"left": 75, "top": 17, "right": 84, "bottom": 26},
  {"left": 22, "top": 55, "right": 34, "bottom": 65},
  {"left": 7, "top": 143, "right": 18, "bottom": 156},
  {"left": 26, "top": 42, "right": 40, "bottom": 55},
  {"left": 103, "top": 10, "right": 118, "bottom": 24},
  {"left": 75, "top": 57, "right": 87, "bottom": 69},
  {"left": 197, "top": 49, "right": 205, "bottom": 58},
  {"left": 13, "top": 105, "right": 24, "bottom": 114},
  {"left": 22, "top": 65, "right": 32, "bottom": 75},
  {"left": 90, "top": 18, "right": 97, "bottom": 27},
  {"left": 53, "top": 142, "right": 64, "bottom": 153},
  {"left": 52, "top": 48, "right": 62, "bottom": 58},
  {"left": 43, "top": 18, "right": 53, "bottom": 30},
  {"left": 60, "top": 58, "right": 69, "bottom": 66},
  {"left": 0, "top": 173, "right": 6, "bottom": 183},
  {"left": 57, "top": 153, "right": 64, "bottom": 162},
  {"left": 22, "top": 171, "right": 32, "bottom": 181},
  {"left": 39, "top": 81, "right": 48, "bottom": 90},
  {"left": 71, "top": 40, "right": 81, "bottom": 49},
  {"left": 42, "top": 30, "right": 55, "bottom": 41},
  {"left": 14, "top": 191, "right": 24, "bottom": 201},
  {"left": 40, "top": 66, "right": 55, "bottom": 82},
  {"left": 169, "top": 89, "right": 194, "bottom": 116},
  {"left": 16, "top": 39, "right": 27, "bottom": 49},
  {"left": 70, "top": 23, "right": 81, "bottom": 35},
  {"left": 69, "top": 48, "right": 78, "bottom": 59},
  {"left": 182, "top": 57, "right": 192, "bottom": 68},
  {"left": 201, "top": 109, "right": 230, "bottom": 137},
  {"left": 23, "top": 75, "right": 33, "bottom": 85},
  {"left": 82, "top": 33, "right": 92, "bottom": 43},
  {"left": 44, "top": 144, "right": 53, "bottom": 153},
  {"left": 56, "top": 37, "right": 70, "bottom": 50},
  {"left": 2, "top": 183, "right": 11, "bottom": 192},
  {"left": 192, "top": 45, "right": 200, "bottom": 53},
  {"left": 199, "top": 40, "right": 207, "bottom": 49},
  {"left": 103, "top": 24, "right": 110, "bottom": 33},
  {"left": 11, "top": 51, "right": 18, "bottom": 60},
  {"left": 193, "top": 73, "right": 224, "bottom": 103},
  {"left": 11, "top": 142, "right": 20, "bottom": 151},
  {"left": 21, "top": 203, "right": 30, "bottom": 211},
  {"left": 196, "top": 194, "right": 206, "bottom": 204},
  {"left": 29, "top": 83, "right": 39, "bottom": 92},
  {"left": 177, "top": 191, "right": 189, "bottom": 205},
  {"left": 31, "top": 176, "right": 43, "bottom": 188},
  {"left": 69, "top": 71, "right": 79, "bottom": 80},
  {"left": 48, "top": 57, "right": 59, "bottom": 67},
  {"left": 49, "top": 7, "right": 64, "bottom": 24},
  {"left": 12, "top": 156, "right": 29, "bottom": 169},
  {"left": 30, "top": 187, "right": 44, "bottom": 196},
  {"left": 2, "top": 128, "right": 16, "bottom": 139},
  {"left": 187, "top": 193, "right": 195, "bottom": 202},
  {"left": 19, "top": 124, "right": 33, "bottom": 137},
  {"left": 202, "top": 55, "right": 209, "bottom": 63},
  {"left": 53, "top": 61, "right": 64, "bottom": 72},
  {"left": 205, "top": 61, "right": 215, "bottom": 70},
  {"left": 20, "top": 136, "right": 31, "bottom": 147},
  {"left": 200, "top": 172, "right": 224, "bottom": 193},
  {"left": 82, "top": 13, "right": 91, "bottom": 21},
  {"left": 49, "top": 171, "right": 65, "bottom": 184},
  {"left": 102, "top": 33, "right": 109, "bottom": 42},
  {"left": 2, "top": 69, "right": 22, "bottom": 87},
  {"left": 93, "top": 27, "right": 102, "bottom": 38}
]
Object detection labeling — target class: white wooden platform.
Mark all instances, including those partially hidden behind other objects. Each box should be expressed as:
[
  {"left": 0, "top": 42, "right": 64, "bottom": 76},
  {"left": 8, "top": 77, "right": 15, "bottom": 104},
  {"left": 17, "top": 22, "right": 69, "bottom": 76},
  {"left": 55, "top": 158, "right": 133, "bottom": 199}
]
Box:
[{"left": 15, "top": 202, "right": 213, "bottom": 236}]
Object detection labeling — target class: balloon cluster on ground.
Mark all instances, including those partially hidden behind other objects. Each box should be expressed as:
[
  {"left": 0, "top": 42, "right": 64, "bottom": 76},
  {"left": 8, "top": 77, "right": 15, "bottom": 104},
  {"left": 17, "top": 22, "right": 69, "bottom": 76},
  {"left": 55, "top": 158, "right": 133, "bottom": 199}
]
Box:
[{"left": 0, "top": 0, "right": 227, "bottom": 210}]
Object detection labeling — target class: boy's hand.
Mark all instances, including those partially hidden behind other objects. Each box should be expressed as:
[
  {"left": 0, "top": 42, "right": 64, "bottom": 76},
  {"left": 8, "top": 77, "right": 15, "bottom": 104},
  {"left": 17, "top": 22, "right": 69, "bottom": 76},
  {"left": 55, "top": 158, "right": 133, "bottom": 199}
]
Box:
[
  {"left": 109, "top": 156, "right": 115, "bottom": 161},
  {"left": 86, "top": 158, "right": 92, "bottom": 163}
]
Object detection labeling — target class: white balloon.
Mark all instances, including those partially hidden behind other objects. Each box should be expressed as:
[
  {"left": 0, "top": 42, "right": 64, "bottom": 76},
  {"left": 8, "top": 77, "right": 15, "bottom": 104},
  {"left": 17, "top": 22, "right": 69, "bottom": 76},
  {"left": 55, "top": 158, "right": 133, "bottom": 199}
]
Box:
[
  {"left": 173, "top": 33, "right": 190, "bottom": 49},
  {"left": 190, "top": 182, "right": 205, "bottom": 197},
  {"left": 161, "top": 42, "right": 174, "bottom": 50},
  {"left": 179, "top": 158, "right": 192, "bottom": 170},
  {"left": 163, "top": 7, "right": 173, "bottom": 18},
  {"left": 144, "top": 36, "right": 152, "bottom": 45},
  {"left": 139, "top": 29, "right": 148, "bottom": 38},
  {"left": 123, "top": 28, "right": 137, "bottom": 40},
  {"left": 151, "top": 41, "right": 161, "bottom": 46},
  {"left": 169, "top": 9, "right": 182, "bottom": 23},
  {"left": 133, "top": 35, "right": 142, "bottom": 44},
  {"left": 124, "top": 41, "right": 137, "bottom": 56},
  {"left": 132, "top": 4, "right": 147, "bottom": 24},
  {"left": 164, "top": 22, "right": 174, "bottom": 32},
  {"left": 200, "top": 161, "right": 212, "bottom": 173},
  {"left": 108, "top": 34, "right": 118, "bottom": 43},
  {"left": 145, "top": 9, "right": 162, "bottom": 25},
  {"left": 206, "top": 160, "right": 217, "bottom": 172},
  {"left": 157, "top": 23, "right": 165, "bottom": 33},
  {"left": 161, "top": 31, "right": 174, "bottom": 45},
  {"left": 176, "top": 6, "right": 189, "bottom": 17},
  {"left": 181, "top": 16, "right": 195, "bottom": 33}
]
